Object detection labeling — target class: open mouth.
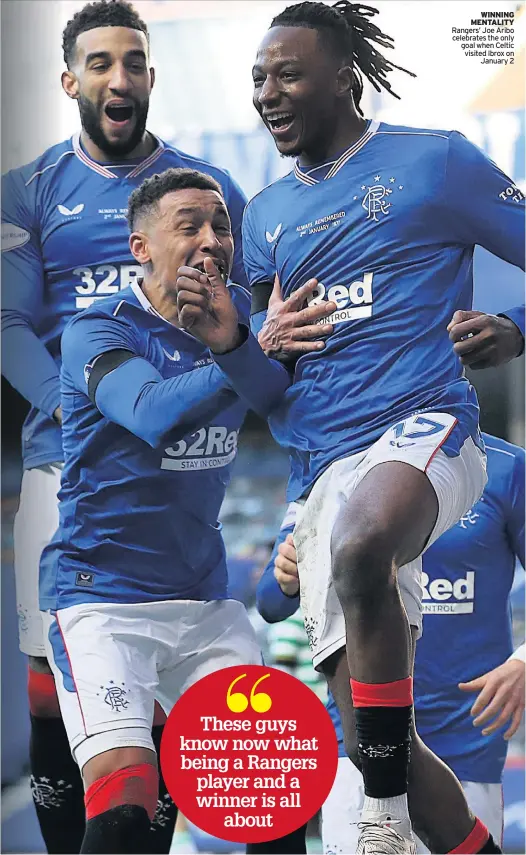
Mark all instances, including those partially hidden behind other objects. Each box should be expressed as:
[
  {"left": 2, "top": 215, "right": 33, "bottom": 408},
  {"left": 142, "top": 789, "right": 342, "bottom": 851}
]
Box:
[
  {"left": 105, "top": 103, "right": 134, "bottom": 124},
  {"left": 194, "top": 260, "right": 227, "bottom": 281},
  {"left": 266, "top": 112, "right": 295, "bottom": 135}
]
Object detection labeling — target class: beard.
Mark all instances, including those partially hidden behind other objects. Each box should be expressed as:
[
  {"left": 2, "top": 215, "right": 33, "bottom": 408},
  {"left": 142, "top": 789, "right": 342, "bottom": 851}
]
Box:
[{"left": 78, "top": 94, "right": 149, "bottom": 158}]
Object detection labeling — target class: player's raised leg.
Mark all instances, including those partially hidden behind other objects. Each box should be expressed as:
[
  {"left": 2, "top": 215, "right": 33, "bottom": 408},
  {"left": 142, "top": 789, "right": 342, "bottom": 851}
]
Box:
[
  {"left": 325, "top": 645, "right": 500, "bottom": 854},
  {"left": 327, "top": 436, "right": 492, "bottom": 852},
  {"left": 330, "top": 461, "right": 435, "bottom": 852},
  {"left": 293, "top": 417, "right": 488, "bottom": 853}
]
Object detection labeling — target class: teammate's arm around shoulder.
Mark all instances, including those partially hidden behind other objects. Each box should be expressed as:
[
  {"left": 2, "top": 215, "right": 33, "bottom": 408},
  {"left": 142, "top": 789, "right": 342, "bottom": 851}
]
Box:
[{"left": 60, "top": 311, "right": 236, "bottom": 448}]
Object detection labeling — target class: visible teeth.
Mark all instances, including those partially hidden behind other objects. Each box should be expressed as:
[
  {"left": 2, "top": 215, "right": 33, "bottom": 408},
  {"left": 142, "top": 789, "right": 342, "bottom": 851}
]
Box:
[{"left": 269, "top": 112, "right": 293, "bottom": 121}]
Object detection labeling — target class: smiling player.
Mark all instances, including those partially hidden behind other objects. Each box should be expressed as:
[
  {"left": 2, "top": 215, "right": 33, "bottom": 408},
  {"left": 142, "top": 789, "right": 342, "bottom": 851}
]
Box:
[
  {"left": 1, "top": 2, "right": 248, "bottom": 850},
  {"left": 39, "top": 167, "right": 288, "bottom": 854},
  {"left": 174, "top": 1, "right": 525, "bottom": 852}
]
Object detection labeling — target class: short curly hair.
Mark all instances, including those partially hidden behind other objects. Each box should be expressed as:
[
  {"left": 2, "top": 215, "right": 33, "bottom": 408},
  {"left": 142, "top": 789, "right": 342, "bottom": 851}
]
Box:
[
  {"left": 127, "top": 168, "right": 224, "bottom": 231},
  {"left": 62, "top": 0, "right": 149, "bottom": 68}
]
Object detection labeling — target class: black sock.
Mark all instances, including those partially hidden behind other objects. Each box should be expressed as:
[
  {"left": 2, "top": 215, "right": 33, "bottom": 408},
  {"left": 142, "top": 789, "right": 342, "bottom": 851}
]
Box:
[
  {"left": 355, "top": 706, "right": 412, "bottom": 798},
  {"left": 81, "top": 804, "right": 151, "bottom": 854},
  {"left": 149, "top": 724, "right": 178, "bottom": 853},
  {"left": 29, "top": 714, "right": 85, "bottom": 853},
  {"left": 246, "top": 822, "right": 308, "bottom": 854},
  {"left": 478, "top": 834, "right": 502, "bottom": 854}
]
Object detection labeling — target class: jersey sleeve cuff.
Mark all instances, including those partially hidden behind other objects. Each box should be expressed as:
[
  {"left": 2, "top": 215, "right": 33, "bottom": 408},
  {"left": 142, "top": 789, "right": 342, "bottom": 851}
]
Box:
[{"left": 212, "top": 326, "right": 290, "bottom": 417}]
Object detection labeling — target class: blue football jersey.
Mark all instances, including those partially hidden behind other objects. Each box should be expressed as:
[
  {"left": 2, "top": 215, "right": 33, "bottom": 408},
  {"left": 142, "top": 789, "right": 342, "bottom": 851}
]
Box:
[
  {"left": 39, "top": 281, "right": 250, "bottom": 611},
  {"left": 243, "top": 122, "right": 525, "bottom": 501},
  {"left": 258, "top": 433, "right": 525, "bottom": 774},
  {"left": 414, "top": 433, "right": 525, "bottom": 782},
  {"left": 2, "top": 133, "right": 248, "bottom": 470}
]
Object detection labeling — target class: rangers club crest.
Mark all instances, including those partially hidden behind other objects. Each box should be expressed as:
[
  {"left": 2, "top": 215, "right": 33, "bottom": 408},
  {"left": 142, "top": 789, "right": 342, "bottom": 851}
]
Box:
[
  {"left": 30, "top": 776, "right": 73, "bottom": 809},
  {"left": 353, "top": 175, "right": 405, "bottom": 222},
  {"left": 97, "top": 681, "right": 130, "bottom": 711}
]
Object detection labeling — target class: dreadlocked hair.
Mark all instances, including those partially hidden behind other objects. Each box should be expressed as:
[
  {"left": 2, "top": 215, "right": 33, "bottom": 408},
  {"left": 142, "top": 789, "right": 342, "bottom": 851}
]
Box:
[{"left": 270, "top": 1, "right": 415, "bottom": 114}]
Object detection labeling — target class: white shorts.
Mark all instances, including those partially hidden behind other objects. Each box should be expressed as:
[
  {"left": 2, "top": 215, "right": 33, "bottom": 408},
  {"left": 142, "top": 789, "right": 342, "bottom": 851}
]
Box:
[
  {"left": 293, "top": 414, "right": 487, "bottom": 668},
  {"left": 43, "top": 598, "right": 262, "bottom": 770},
  {"left": 321, "top": 757, "right": 503, "bottom": 853},
  {"left": 14, "top": 463, "right": 62, "bottom": 657}
]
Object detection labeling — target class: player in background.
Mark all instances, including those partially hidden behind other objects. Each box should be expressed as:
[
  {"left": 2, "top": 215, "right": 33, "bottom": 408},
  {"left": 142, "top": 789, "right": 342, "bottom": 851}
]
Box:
[
  {"left": 38, "top": 167, "right": 289, "bottom": 854},
  {"left": 175, "top": 1, "right": 525, "bottom": 851},
  {"left": 1, "top": 1, "right": 247, "bottom": 850},
  {"left": 258, "top": 432, "right": 525, "bottom": 853}
]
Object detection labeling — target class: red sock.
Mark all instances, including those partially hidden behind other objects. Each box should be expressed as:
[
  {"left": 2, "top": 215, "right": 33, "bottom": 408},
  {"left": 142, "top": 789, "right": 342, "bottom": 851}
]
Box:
[
  {"left": 28, "top": 666, "right": 61, "bottom": 717},
  {"left": 351, "top": 678, "right": 413, "bottom": 799},
  {"left": 351, "top": 676, "right": 413, "bottom": 707},
  {"left": 85, "top": 764, "right": 158, "bottom": 822},
  {"left": 448, "top": 818, "right": 490, "bottom": 854}
]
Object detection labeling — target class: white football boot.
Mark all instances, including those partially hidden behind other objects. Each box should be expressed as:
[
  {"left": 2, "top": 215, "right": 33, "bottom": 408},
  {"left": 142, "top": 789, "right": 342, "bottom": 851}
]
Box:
[{"left": 356, "top": 814, "right": 417, "bottom": 854}]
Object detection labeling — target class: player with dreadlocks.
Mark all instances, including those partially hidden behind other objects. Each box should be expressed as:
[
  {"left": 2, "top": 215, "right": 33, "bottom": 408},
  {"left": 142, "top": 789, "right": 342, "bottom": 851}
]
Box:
[
  {"left": 332, "top": 1, "right": 415, "bottom": 108},
  {"left": 174, "top": 2, "right": 524, "bottom": 853}
]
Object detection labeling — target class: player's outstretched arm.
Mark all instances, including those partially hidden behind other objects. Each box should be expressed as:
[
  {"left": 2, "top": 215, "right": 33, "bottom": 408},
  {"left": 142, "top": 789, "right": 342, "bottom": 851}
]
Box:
[
  {"left": 459, "top": 651, "right": 525, "bottom": 740},
  {"left": 256, "top": 509, "right": 300, "bottom": 623},
  {"left": 94, "top": 358, "right": 237, "bottom": 448},
  {"left": 61, "top": 313, "right": 238, "bottom": 448},
  {"left": 177, "top": 258, "right": 291, "bottom": 417},
  {"left": 448, "top": 308, "right": 525, "bottom": 369},
  {"left": 256, "top": 275, "right": 336, "bottom": 362}
]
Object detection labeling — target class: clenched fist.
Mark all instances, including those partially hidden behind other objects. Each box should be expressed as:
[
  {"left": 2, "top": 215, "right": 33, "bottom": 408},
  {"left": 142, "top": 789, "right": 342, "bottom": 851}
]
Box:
[
  {"left": 274, "top": 533, "right": 300, "bottom": 597},
  {"left": 448, "top": 310, "right": 524, "bottom": 370},
  {"left": 176, "top": 257, "right": 242, "bottom": 354}
]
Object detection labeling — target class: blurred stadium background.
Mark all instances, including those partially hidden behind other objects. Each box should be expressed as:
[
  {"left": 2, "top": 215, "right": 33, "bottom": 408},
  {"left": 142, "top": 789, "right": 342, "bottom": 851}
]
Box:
[{"left": 1, "top": 1, "right": 524, "bottom": 851}]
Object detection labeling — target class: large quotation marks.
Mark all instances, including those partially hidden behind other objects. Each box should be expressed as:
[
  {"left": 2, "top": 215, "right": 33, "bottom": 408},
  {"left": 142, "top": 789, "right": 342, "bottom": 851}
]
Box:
[{"left": 226, "top": 673, "right": 272, "bottom": 714}]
